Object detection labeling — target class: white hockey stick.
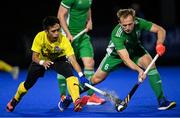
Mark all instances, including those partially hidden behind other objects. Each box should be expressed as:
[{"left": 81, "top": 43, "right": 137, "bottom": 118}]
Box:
[
  {"left": 84, "top": 83, "right": 123, "bottom": 104},
  {"left": 72, "top": 28, "right": 88, "bottom": 41}
]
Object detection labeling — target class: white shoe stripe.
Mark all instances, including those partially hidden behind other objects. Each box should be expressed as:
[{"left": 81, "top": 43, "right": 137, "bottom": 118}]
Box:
[
  {"left": 87, "top": 102, "right": 101, "bottom": 105},
  {"left": 158, "top": 102, "right": 176, "bottom": 110}
]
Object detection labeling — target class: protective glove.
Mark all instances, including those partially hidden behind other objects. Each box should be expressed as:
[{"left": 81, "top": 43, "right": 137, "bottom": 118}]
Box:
[
  {"left": 77, "top": 74, "right": 89, "bottom": 91},
  {"left": 79, "top": 75, "right": 89, "bottom": 85},
  {"left": 156, "top": 44, "right": 165, "bottom": 56}
]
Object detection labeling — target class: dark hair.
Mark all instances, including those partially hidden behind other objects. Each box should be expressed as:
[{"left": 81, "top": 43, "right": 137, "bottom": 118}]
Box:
[{"left": 42, "top": 16, "right": 60, "bottom": 30}]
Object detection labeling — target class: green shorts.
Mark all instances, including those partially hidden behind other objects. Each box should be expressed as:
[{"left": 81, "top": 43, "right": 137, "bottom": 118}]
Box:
[
  {"left": 100, "top": 45, "right": 148, "bottom": 72},
  {"left": 71, "top": 34, "right": 94, "bottom": 59}
]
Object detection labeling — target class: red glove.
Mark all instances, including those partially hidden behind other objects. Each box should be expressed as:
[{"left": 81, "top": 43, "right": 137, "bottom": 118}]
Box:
[{"left": 156, "top": 44, "right": 165, "bottom": 56}]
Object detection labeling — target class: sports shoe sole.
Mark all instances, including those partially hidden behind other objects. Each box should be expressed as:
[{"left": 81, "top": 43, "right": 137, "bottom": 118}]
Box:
[
  {"left": 58, "top": 101, "right": 64, "bottom": 112},
  {"left": 87, "top": 102, "right": 101, "bottom": 105},
  {"left": 158, "top": 102, "right": 176, "bottom": 110},
  {"left": 87, "top": 100, "right": 106, "bottom": 105}
]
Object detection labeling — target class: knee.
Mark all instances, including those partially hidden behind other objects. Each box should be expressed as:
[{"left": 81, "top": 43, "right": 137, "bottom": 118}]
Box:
[
  {"left": 19, "top": 82, "right": 28, "bottom": 92},
  {"left": 24, "top": 81, "right": 33, "bottom": 90},
  {"left": 91, "top": 74, "right": 103, "bottom": 85},
  {"left": 91, "top": 77, "right": 98, "bottom": 84},
  {"left": 84, "top": 59, "right": 95, "bottom": 68}
]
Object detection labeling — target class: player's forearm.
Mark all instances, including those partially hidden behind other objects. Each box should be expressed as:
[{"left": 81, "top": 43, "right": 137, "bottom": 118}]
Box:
[
  {"left": 156, "top": 26, "right": 166, "bottom": 45},
  {"left": 86, "top": 9, "right": 93, "bottom": 31},
  {"left": 58, "top": 6, "right": 71, "bottom": 36},
  {"left": 87, "top": 9, "right": 92, "bottom": 22},
  {"left": 73, "top": 64, "right": 82, "bottom": 74},
  {"left": 118, "top": 49, "right": 141, "bottom": 72},
  {"left": 60, "top": 17, "right": 71, "bottom": 36},
  {"left": 151, "top": 24, "right": 166, "bottom": 45},
  {"left": 68, "top": 55, "right": 82, "bottom": 73},
  {"left": 123, "top": 58, "right": 142, "bottom": 72}
]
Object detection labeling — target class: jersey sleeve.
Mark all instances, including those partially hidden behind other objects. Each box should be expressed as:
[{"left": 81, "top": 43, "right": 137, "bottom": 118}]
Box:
[
  {"left": 111, "top": 26, "right": 126, "bottom": 51},
  {"left": 61, "top": 0, "right": 75, "bottom": 9},
  {"left": 31, "top": 33, "right": 42, "bottom": 53},
  {"left": 137, "top": 17, "right": 153, "bottom": 31}
]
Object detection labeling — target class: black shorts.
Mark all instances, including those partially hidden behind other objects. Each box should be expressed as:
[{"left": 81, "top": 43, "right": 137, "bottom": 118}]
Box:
[{"left": 24, "top": 56, "right": 74, "bottom": 90}]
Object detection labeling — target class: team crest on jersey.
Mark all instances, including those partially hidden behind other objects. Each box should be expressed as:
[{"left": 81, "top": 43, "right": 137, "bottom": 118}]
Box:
[
  {"left": 41, "top": 44, "right": 64, "bottom": 60},
  {"left": 54, "top": 46, "right": 61, "bottom": 53}
]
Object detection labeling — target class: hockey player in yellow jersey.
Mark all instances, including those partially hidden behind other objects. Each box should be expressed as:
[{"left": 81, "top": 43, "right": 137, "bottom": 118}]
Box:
[{"left": 6, "top": 16, "right": 89, "bottom": 112}]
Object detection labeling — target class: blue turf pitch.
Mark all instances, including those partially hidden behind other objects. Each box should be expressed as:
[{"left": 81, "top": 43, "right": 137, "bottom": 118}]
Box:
[{"left": 0, "top": 66, "right": 180, "bottom": 117}]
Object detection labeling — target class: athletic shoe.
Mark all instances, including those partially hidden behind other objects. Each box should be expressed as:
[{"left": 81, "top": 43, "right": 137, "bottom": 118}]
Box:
[
  {"left": 158, "top": 97, "right": 176, "bottom": 110},
  {"left": 6, "top": 98, "right": 19, "bottom": 112},
  {"left": 11, "top": 66, "right": 19, "bottom": 80},
  {"left": 58, "top": 95, "right": 72, "bottom": 112},
  {"left": 74, "top": 96, "right": 89, "bottom": 112},
  {"left": 87, "top": 93, "right": 106, "bottom": 105}
]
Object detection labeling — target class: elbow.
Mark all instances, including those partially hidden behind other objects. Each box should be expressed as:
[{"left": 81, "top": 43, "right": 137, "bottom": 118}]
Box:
[
  {"left": 59, "top": 14, "right": 63, "bottom": 19},
  {"left": 32, "top": 56, "right": 35, "bottom": 63},
  {"left": 32, "top": 53, "right": 37, "bottom": 63},
  {"left": 163, "top": 28, "right": 166, "bottom": 35}
]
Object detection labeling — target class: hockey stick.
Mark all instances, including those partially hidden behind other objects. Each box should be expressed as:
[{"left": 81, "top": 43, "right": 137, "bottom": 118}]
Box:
[
  {"left": 72, "top": 28, "right": 88, "bottom": 42},
  {"left": 116, "top": 54, "right": 159, "bottom": 111},
  {"left": 84, "top": 83, "right": 123, "bottom": 105}
]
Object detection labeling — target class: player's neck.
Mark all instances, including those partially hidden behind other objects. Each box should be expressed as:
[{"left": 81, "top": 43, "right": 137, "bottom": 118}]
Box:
[{"left": 47, "top": 35, "right": 58, "bottom": 43}]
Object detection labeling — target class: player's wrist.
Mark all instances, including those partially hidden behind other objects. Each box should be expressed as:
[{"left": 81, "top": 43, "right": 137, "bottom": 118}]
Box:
[
  {"left": 156, "top": 43, "right": 164, "bottom": 47},
  {"left": 39, "top": 60, "right": 45, "bottom": 65},
  {"left": 78, "top": 72, "right": 84, "bottom": 77}
]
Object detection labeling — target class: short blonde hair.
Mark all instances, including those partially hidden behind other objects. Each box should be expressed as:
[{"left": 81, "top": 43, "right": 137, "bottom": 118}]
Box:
[{"left": 117, "top": 8, "right": 136, "bottom": 20}]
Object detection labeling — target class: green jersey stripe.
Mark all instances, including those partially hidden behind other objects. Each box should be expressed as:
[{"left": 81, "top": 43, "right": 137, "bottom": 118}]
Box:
[{"left": 115, "top": 27, "right": 123, "bottom": 37}]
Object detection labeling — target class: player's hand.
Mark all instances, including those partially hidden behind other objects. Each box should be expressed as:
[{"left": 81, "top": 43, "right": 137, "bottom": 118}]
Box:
[
  {"left": 67, "top": 34, "right": 73, "bottom": 42},
  {"left": 78, "top": 75, "right": 89, "bottom": 91},
  {"left": 156, "top": 44, "right": 165, "bottom": 56},
  {"left": 42, "top": 60, "right": 54, "bottom": 70},
  {"left": 138, "top": 69, "right": 146, "bottom": 82},
  {"left": 79, "top": 75, "right": 89, "bottom": 85}
]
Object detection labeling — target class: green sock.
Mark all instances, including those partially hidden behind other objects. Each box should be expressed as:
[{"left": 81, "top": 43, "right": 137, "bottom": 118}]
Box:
[
  {"left": 84, "top": 68, "right": 95, "bottom": 96},
  {"left": 148, "top": 68, "right": 164, "bottom": 100},
  {"left": 57, "top": 74, "right": 66, "bottom": 97}
]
